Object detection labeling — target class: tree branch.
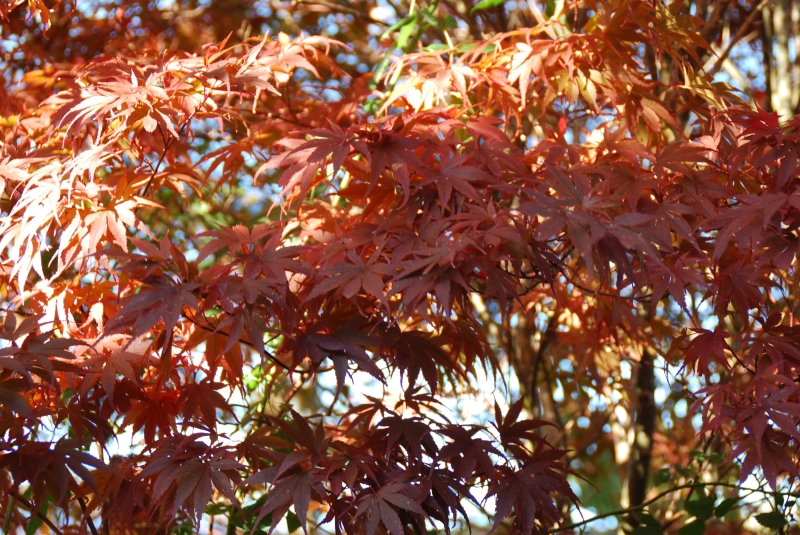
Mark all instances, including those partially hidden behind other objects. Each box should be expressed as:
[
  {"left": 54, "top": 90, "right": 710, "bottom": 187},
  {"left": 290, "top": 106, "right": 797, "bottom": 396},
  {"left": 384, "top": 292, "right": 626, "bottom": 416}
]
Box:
[
  {"left": 551, "top": 481, "right": 799, "bottom": 532},
  {"left": 708, "top": 0, "right": 772, "bottom": 76},
  {"left": 183, "top": 312, "right": 290, "bottom": 371},
  {"left": 628, "top": 347, "right": 657, "bottom": 512},
  {"left": 77, "top": 496, "right": 99, "bottom": 535},
  {"left": 11, "top": 491, "right": 64, "bottom": 535},
  {"left": 300, "top": 0, "right": 389, "bottom": 25}
]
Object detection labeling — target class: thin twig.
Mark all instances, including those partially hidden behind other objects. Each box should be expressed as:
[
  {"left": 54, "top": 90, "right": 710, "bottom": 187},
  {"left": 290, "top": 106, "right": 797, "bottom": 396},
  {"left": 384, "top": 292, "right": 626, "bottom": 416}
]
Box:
[
  {"left": 139, "top": 92, "right": 207, "bottom": 198},
  {"left": 726, "top": 345, "right": 757, "bottom": 376},
  {"left": 11, "top": 491, "right": 64, "bottom": 535},
  {"left": 550, "top": 263, "right": 654, "bottom": 302},
  {"left": 183, "top": 312, "right": 291, "bottom": 371},
  {"left": 141, "top": 124, "right": 174, "bottom": 197},
  {"left": 551, "top": 481, "right": 798, "bottom": 532},
  {"left": 708, "top": 0, "right": 772, "bottom": 75},
  {"left": 77, "top": 496, "right": 99, "bottom": 535},
  {"left": 300, "top": 0, "right": 389, "bottom": 25}
]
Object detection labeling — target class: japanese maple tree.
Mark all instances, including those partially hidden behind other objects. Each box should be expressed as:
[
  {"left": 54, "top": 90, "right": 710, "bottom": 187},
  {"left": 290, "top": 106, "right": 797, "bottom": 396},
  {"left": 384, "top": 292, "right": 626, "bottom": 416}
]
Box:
[{"left": 2, "top": 0, "right": 800, "bottom": 534}]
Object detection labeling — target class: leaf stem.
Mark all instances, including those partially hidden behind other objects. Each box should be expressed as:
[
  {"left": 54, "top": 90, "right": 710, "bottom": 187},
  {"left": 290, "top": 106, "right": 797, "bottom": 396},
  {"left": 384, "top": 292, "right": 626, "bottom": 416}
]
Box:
[{"left": 551, "top": 482, "right": 800, "bottom": 532}]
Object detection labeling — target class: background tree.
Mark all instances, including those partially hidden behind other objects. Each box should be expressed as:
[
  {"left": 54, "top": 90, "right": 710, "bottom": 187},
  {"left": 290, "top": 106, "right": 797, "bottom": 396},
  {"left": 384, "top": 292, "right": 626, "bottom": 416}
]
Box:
[{"left": 2, "top": 1, "right": 800, "bottom": 535}]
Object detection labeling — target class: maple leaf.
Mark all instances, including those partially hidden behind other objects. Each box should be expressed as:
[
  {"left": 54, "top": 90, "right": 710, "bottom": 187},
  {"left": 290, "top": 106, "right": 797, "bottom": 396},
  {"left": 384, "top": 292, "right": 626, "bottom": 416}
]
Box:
[
  {"left": 361, "top": 121, "right": 424, "bottom": 205},
  {"left": 354, "top": 483, "right": 425, "bottom": 535},
  {"left": 492, "top": 399, "right": 558, "bottom": 453},
  {"left": 0, "top": 375, "right": 33, "bottom": 419},
  {"left": 289, "top": 327, "right": 383, "bottom": 399},
  {"left": 330, "top": 440, "right": 381, "bottom": 488},
  {"left": 749, "top": 313, "right": 800, "bottom": 367},
  {"left": 507, "top": 41, "right": 549, "bottom": 108},
  {"left": 300, "top": 123, "right": 370, "bottom": 176},
  {"left": 733, "top": 431, "right": 799, "bottom": 489},
  {"left": 423, "top": 468, "right": 477, "bottom": 532},
  {"left": 0, "top": 331, "right": 81, "bottom": 384},
  {"left": 0, "top": 439, "right": 109, "bottom": 511},
  {"left": 677, "top": 328, "right": 733, "bottom": 377},
  {"left": 488, "top": 457, "right": 578, "bottom": 535},
  {"left": 713, "top": 258, "right": 771, "bottom": 320},
  {"left": 385, "top": 328, "right": 459, "bottom": 393},
  {"left": 179, "top": 378, "right": 235, "bottom": 431},
  {"left": 378, "top": 416, "right": 438, "bottom": 461},
  {"left": 187, "top": 330, "right": 245, "bottom": 385},
  {"left": 420, "top": 153, "right": 492, "bottom": 204},
  {"left": 244, "top": 470, "right": 317, "bottom": 535},
  {"left": 142, "top": 437, "right": 243, "bottom": 524},
  {"left": 197, "top": 225, "right": 310, "bottom": 285},
  {"left": 652, "top": 142, "right": 710, "bottom": 180},
  {"left": 76, "top": 335, "right": 151, "bottom": 401},
  {"left": 306, "top": 252, "right": 387, "bottom": 305},
  {"left": 104, "top": 278, "right": 200, "bottom": 341},
  {"left": 118, "top": 387, "right": 181, "bottom": 443},
  {"left": 0, "top": 311, "right": 41, "bottom": 341},
  {"left": 290, "top": 412, "right": 331, "bottom": 455},
  {"left": 438, "top": 425, "right": 501, "bottom": 480},
  {"left": 195, "top": 223, "right": 274, "bottom": 263},
  {"left": 645, "top": 254, "right": 706, "bottom": 312},
  {"left": 259, "top": 124, "right": 370, "bottom": 204},
  {"left": 64, "top": 399, "right": 116, "bottom": 445},
  {"left": 243, "top": 410, "right": 331, "bottom": 477}
]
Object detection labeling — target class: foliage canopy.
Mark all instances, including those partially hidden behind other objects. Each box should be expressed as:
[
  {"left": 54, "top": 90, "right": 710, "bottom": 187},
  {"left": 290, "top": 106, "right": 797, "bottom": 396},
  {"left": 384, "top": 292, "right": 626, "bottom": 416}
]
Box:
[{"left": 2, "top": 0, "right": 800, "bottom": 534}]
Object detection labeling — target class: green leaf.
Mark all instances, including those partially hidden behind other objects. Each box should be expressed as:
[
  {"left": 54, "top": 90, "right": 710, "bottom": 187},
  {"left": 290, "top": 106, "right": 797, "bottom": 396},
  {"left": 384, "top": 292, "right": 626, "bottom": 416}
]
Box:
[
  {"left": 545, "top": 0, "right": 557, "bottom": 18},
  {"left": 635, "top": 512, "right": 662, "bottom": 528},
  {"left": 363, "top": 98, "right": 383, "bottom": 114},
  {"left": 689, "top": 450, "right": 707, "bottom": 461},
  {"left": 371, "top": 45, "right": 397, "bottom": 87},
  {"left": 2, "top": 495, "right": 13, "bottom": 535},
  {"left": 423, "top": 44, "right": 449, "bottom": 51},
  {"left": 170, "top": 520, "right": 196, "bottom": 535},
  {"left": 677, "top": 520, "right": 706, "bottom": 535},
  {"left": 632, "top": 526, "right": 661, "bottom": 535},
  {"left": 686, "top": 495, "right": 716, "bottom": 521},
  {"left": 653, "top": 468, "right": 671, "bottom": 486},
  {"left": 420, "top": 10, "right": 442, "bottom": 29},
  {"left": 470, "top": 0, "right": 504, "bottom": 14},
  {"left": 756, "top": 512, "right": 787, "bottom": 529},
  {"left": 24, "top": 494, "right": 49, "bottom": 535},
  {"left": 397, "top": 16, "right": 417, "bottom": 49},
  {"left": 714, "top": 497, "right": 738, "bottom": 518},
  {"left": 444, "top": 14, "right": 457, "bottom": 28},
  {"left": 674, "top": 465, "right": 697, "bottom": 478},
  {"left": 631, "top": 512, "right": 663, "bottom": 535},
  {"left": 380, "top": 15, "right": 415, "bottom": 40},
  {"left": 287, "top": 511, "right": 302, "bottom": 533},
  {"left": 24, "top": 514, "right": 44, "bottom": 535},
  {"left": 455, "top": 42, "right": 495, "bottom": 54},
  {"left": 709, "top": 452, "right": 726, "bottom": 464},
  {"left": 204, "top": 503, "right": 228, "bottom": 516},
  {"left": 229, "top": 496, "right": 273, "bottom": 534}
]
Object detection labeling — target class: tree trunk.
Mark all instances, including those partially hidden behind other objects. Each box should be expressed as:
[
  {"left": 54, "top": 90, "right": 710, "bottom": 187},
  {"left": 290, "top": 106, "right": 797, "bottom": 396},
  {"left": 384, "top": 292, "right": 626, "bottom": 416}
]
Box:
[
  {"left": 628, "top": 349, "right": 656, "bottom": 509},
  {"left": 791, "top": 0, "right": 800, "bottom": 113},
  {"left": 762, "top": 8, "right": 774, "bottom": 112},
  {"left": 771, "top": 0, "right": 794, "bottom": 119}
]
